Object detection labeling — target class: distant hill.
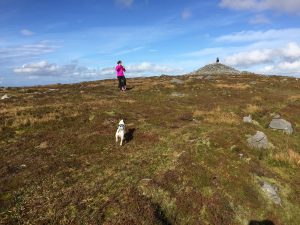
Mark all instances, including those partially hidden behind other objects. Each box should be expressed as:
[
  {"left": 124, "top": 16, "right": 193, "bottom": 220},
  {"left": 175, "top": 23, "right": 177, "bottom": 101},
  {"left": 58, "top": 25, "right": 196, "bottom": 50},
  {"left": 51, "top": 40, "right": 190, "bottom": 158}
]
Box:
[{"left": 190, "top": 63, "right": 242, "bottom": 75}]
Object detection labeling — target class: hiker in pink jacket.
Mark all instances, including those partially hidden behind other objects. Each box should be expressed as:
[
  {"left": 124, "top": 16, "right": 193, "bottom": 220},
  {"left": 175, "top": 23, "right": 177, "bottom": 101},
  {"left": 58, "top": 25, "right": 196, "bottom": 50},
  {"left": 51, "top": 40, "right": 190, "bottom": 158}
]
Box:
[{"left": 116, "top": 60, "right": 127, "bottom": 91}]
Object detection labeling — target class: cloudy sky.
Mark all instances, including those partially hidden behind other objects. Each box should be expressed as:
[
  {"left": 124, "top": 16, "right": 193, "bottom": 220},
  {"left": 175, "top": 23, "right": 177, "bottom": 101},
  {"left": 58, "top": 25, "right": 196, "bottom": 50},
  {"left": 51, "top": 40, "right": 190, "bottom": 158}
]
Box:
[{"left": 1, "top": 0, "right": 300, "bottom": 86}]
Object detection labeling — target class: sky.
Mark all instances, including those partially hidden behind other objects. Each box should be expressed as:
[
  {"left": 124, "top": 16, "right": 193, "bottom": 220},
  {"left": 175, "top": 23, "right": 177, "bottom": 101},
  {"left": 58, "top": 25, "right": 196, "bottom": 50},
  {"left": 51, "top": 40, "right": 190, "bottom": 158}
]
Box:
[{"left": 0, "top": 0, "right": 300, "bottom": 86}]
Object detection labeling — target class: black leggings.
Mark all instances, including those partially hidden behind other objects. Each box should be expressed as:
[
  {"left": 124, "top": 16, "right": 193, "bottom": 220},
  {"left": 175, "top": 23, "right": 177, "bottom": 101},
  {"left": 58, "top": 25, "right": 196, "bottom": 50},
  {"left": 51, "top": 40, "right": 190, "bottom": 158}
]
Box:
[{"left": 118, "top": 76, "right": 126, "bottom": 89}]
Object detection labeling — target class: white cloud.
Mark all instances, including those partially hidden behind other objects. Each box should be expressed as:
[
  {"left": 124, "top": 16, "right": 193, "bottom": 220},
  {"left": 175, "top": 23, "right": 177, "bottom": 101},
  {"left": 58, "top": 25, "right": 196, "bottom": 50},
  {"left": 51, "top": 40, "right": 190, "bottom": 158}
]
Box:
[
  {"left": 182, "top": 9, "right": 192, "bottom": 20},
  {"left": 281, "top": 42, "right": 300, "bottom": 59},
  {"left": 223, "top": 42, "right": 300, "bottom": 76},
  {"left": 14, "top": 61, "right": 105, "bottom": 78},
  {"left": 115, "top": 0, "right": 134, "bottom": 8},
  {"left": 0, "top": 41, "right": 61, "bottom": 64},
  {"left": 249, "top": 14, "right": 270, "bottom": 24},
  {"left": 224, "top": 49, "right": 274, "bottom": 66},
  {"left": 216, "top": 28, "right": 300, "bottom": 43},
  {"left": 127, "top": 62, "right": 183, "bottom": 75},
  {"left": 262, "top": 60, "right": 300, "bottom": 75},
  {"left": 219, "top": 0, "right": 300, "bottom": 14},
  {"left": 13, "top": 61, "right": 183, "bottom": 79},
  {"left": 20, "top": 29, "right": 35, "bottom": 36}
]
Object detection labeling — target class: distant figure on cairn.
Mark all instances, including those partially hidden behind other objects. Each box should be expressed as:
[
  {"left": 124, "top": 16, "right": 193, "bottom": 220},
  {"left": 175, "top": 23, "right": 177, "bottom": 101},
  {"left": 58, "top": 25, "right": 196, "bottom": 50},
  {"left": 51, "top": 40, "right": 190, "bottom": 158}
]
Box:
[{"left": 216, "top": 57, "right": 220, "bottom": 63}]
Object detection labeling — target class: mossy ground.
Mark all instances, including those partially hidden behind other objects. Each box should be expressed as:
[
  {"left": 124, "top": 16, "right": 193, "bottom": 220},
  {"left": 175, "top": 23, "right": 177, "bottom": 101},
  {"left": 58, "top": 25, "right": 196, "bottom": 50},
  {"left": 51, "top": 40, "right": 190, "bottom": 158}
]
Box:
[{"left": 0, "top": 74, "right": 299, "bottom": 224}]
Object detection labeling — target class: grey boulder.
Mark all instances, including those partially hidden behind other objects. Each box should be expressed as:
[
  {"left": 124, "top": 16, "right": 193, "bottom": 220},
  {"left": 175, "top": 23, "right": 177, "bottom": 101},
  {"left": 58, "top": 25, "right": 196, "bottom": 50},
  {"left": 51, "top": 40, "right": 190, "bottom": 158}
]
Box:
[
  {"left": 247, "top": 131, "right": 271, "bottom": 149},
  {"left": 269, "top": 118, "right": 293, "bottom": 134}
]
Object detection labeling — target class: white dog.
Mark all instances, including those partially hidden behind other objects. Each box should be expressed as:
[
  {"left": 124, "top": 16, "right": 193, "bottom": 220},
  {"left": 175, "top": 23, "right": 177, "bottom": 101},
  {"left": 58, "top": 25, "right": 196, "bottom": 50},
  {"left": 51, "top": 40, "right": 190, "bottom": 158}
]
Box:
[{"left": 115, "top": 119, "right": 125, "bottom": 146}]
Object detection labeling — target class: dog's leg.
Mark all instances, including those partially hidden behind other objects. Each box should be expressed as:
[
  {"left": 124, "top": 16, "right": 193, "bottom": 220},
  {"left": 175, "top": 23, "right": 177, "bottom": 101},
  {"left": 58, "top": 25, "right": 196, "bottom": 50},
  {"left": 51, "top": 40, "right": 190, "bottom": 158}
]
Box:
[
  {"left": 120, "top": 137, "right": 123, "bottom": 146},
  {"left": 115, "top": 133, "right": 118, "bottom": 143}
]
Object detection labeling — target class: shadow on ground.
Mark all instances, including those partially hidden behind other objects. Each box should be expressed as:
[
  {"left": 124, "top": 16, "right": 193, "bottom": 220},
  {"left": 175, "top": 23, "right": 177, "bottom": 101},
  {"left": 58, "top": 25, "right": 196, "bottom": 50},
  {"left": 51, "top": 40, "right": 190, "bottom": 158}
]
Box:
[
  {"left": 125, "top": 128, "right": 136, "bottom": 143},
  {"left": 249, "top": 220, "right": 275, "bottom": 225}
]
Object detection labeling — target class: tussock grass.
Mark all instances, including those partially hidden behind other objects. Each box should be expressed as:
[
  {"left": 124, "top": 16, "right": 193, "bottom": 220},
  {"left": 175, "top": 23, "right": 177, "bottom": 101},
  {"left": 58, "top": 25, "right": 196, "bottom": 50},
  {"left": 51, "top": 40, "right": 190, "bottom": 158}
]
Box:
[
  {"left": 193, "top": 106, "right": 240, "bottom": 125},
  {"left": 243, "top": 104, "right": 263, "bottom": 114},
  {"left": 215, "top": 83, "right": 251, "bottom": 90},
  {"left": 273, "top": 149, "right": 300, "bottom": 166}
]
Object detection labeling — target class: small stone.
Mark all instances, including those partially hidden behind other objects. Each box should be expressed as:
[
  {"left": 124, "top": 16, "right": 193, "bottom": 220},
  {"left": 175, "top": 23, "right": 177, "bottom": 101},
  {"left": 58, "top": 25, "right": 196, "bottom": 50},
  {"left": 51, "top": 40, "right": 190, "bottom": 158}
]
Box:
[
  {"left": 269, "top": 118, "right": 293, "bottom": 134},
  {"left": 140, "top": 178, "right": 152, "bottom": 183},
  {"left": 1, "top": 94, "right": 9, "bottom": 100},
  {"left": 171, "top": 92, "right": 185, "bottom": 97},
  {"left": 243, "top": 115, "right": 252, "bottom": 123},
  {"left": 261, "top": 181, "right": 281, "bottom": 205},
  {"left": 36, "top": 141, "right": 48, "bottom": 149},
  {"left": 19, "top": 164, "right": 27, "bottom": 169},
  {"left": 247, "top": 131, "right": 271, "bottom": 149}
]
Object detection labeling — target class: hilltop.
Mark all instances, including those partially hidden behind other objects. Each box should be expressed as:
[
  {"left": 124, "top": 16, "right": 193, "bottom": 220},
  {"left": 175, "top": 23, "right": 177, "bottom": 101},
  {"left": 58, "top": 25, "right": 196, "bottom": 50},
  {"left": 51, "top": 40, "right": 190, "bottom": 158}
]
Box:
[
  {"left": 190, "top": 63, "right": 242, "bottom": 75},
  {"left": 0, "top": 71, "right": 300, "bottom": 225}
]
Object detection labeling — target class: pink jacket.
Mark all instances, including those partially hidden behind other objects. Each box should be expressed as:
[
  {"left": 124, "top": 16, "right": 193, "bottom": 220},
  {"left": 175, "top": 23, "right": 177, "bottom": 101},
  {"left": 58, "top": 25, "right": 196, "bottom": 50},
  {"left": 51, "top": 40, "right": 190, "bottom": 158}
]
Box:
[{"left": 116, "top": 65, "right": 126, "bottom": 77}]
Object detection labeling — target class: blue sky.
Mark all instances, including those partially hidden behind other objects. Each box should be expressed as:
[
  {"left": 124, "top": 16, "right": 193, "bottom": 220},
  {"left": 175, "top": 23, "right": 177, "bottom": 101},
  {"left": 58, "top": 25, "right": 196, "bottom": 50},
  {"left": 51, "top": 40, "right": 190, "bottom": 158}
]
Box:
[{"left": 1, "top": 0, "right": 300, "bottom": 86}]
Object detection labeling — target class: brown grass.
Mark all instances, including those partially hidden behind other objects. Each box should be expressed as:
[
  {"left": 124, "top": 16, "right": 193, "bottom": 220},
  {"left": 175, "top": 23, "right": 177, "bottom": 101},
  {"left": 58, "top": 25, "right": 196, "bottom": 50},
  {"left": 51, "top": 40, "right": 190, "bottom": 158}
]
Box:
[
  {"left": 10, "top": 113, "right": 57, "bottom": 127},
  {"left": 288, "top": 94, "right": 300, "bottom": 102},
  {"left": 193, "top": 106, "right": 240, "bottom": 125},
  {"left": 215, "top": 83, "right": 250, "bottom": 90},
  {"left": 252, "top": 96, "right": 263, "bottom": 102},
  {"left": 273, "top": 149, "right": 300, "bottom": 166},
  {"left": 243, "top": 104, "right": 262, "bottom": 114}
]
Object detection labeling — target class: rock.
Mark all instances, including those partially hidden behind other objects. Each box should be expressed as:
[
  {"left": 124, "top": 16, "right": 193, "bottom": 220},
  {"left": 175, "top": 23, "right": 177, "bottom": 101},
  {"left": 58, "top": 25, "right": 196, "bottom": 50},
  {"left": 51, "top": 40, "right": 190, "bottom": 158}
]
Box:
[
  {"left": 171, "top": 78, "right": 184, "bottom": 84},
  {"left": 247, "top": 131, "right": 271, "bottom": 149},
  {"left": 204, "top": 75, "right": 214, "bottom": 80},
  {"left": 261, "top": 181, "right": 281, "bottom": 205},
  {"left": 273, "top": 114, "right": 281, "bottom": 119},
  {"left": 171, "top": 92, "right": 185, "bottom": 97},
  {"left": 19, "top": 164, "right": 27, "bottom": 169},
  {"left": 36, "top": 141, "right": 48, "bottom": 149},
  {"left": 269, "top": 118, "right": 293, "bottom": 134},
  {"left": 1, "top": 94, "right": 9, "bottom": 100},
  {"left": 243, "top": 115, "right": 252, "bottom": 123}
]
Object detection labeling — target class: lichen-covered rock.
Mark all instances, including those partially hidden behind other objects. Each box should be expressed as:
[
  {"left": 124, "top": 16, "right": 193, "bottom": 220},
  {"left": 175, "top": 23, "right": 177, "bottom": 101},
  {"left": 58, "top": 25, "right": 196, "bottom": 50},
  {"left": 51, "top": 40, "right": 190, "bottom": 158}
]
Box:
[
  {"left": 269, "top": 118, "right": 293, "bottom": 134},
  {"left": 261, "top": 181, "right": 281, "bottom": 205},
  {"left": 247, "top": 131, "right": 271, "bottom": 149}
]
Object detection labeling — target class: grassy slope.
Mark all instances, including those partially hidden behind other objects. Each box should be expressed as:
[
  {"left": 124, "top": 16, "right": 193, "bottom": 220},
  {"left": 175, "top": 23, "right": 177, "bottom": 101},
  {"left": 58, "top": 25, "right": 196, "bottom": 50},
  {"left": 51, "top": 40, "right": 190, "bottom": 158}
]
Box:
[{"left": 0, "top": 74, "right": 300, "bottom": 225}]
